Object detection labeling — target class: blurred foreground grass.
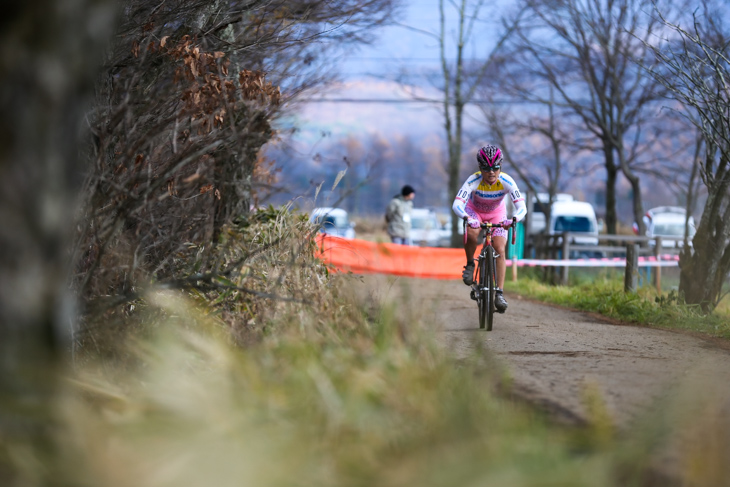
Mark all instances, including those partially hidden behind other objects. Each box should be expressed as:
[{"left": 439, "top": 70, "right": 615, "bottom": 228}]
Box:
[
  {"left": 2, "top": 210, "right": 729, "bottom": 487},
  {"left": 48, "top": 289, "right": 617, "bottom": 487}
]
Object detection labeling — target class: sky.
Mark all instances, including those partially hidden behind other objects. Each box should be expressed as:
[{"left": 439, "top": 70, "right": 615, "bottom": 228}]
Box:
[
  {"left": 291, "top": 80, "right": 445, "bottom": 145},
  {"left": 286, "top": 0, "right": 511, "bottom": 150}
]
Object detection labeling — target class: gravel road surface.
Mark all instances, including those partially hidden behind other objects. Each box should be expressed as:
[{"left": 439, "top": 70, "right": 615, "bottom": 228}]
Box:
[{"left": 352, "top": 274, "right": 730, "bottom": 430}]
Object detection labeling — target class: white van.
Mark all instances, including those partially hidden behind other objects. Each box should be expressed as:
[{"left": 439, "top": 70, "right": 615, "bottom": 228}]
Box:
[
  {"left": 527, "top": 192, "right": 574, "bottom": 235},
  {"left": 639, "top": 206, "right": 695, "bottom": 247},
  {"left": 548, "top": 200, "right": 600, "bottom": 246}
]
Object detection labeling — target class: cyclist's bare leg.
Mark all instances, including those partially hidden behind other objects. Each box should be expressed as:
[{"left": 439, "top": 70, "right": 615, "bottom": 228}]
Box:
[
  {"left": 464, "top": 226, "right": 480, "bottom": 266},
  {"left": 492, "top": 236, "right": 507, "bottom": 289}
]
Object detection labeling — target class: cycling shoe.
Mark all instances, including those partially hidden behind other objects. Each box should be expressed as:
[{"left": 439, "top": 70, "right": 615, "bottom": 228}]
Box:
[
  {"left": 462, "top": 264, "right": 475, "bottom": 285},
  {"left": 495, "top": 292, "right": 508, "bottom": 313}
]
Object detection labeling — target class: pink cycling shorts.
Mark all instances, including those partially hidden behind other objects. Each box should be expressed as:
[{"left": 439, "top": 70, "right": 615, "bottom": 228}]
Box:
[{"left": 465, "top": 203, "right": 508, "bottom": 239}]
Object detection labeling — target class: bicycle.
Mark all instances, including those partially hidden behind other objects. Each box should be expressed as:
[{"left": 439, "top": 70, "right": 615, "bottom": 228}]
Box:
[{"left": 463, "top": 216, "right": 516, "bottom": 331}]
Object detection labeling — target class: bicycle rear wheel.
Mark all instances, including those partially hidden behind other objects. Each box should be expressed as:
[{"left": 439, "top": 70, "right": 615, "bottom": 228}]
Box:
[
  {"left": 486, "top": 248, "right": 496, "bottom": 331},
  {"left": 478, "top": 254, "right": 489, "bottom": 329}
]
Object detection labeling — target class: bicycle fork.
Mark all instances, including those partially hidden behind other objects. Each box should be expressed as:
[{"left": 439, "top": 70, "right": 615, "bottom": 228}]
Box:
[{"left": 469, "top": 250, "right": 500, "bottom": 301}]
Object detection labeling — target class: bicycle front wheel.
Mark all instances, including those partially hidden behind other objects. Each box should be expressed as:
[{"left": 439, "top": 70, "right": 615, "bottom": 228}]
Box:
[
  {"left": 486, "top": 248, "right": 496, "bottom": 331},
  {"left": 478, "top": 254, "right": 489, "bottom": 330}
]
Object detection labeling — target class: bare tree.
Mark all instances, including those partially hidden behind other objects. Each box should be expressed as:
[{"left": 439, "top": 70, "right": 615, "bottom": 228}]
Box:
[
  {"left": 644, "top": 3, "right": 730, "bottom": 310},
  {"left": 75, "top": 0, "right": 398, "bottom": 316},
  {"left": 504, "top": 0, "right": 686, "bottom": 235}
]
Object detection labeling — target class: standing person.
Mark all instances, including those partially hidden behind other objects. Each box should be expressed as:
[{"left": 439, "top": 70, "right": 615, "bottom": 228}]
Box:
[
  {"left": 452, "top": 145, "right": 526, "bottom": 313},
  {"left": 385, "top": 185, "right": 416, "bottom": 245}
]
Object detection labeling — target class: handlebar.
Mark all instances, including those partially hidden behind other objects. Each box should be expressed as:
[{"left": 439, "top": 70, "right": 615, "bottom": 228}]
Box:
[{"left": 462, "top": 216, "right": 518, "bottom": 245}]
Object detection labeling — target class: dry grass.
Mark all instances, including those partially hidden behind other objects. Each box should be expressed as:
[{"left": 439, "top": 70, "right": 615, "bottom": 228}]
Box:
[{"left": 47, "top": 284, "right": 617, "bottom": 487}]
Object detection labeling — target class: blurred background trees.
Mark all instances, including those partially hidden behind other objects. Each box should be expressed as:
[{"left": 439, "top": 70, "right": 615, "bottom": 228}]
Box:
[{"left": 488, "top": 0, "right": 689, "bottom": 236}]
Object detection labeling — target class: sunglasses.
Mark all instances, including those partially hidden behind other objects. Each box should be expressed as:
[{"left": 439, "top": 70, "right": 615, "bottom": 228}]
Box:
[{"left": 480, "top": 166, "right": 501, "bottom": 173}]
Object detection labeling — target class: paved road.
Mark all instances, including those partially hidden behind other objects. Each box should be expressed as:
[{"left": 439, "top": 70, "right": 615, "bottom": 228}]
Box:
[{"left": 351, "top": 275, "right": 730, "bottom": 430}]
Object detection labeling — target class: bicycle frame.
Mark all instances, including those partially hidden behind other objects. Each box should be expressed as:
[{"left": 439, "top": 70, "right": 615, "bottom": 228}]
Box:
[{"left": 463, "top": 217, "right": 516, "bottom": 330}]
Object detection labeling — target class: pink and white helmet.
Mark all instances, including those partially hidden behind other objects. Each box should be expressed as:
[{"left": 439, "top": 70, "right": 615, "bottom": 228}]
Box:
[{"left": 476, "top": 145, "right": 503, "bottom": 169}]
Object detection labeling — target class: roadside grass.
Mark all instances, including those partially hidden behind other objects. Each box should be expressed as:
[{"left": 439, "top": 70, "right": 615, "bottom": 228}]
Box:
[
  {"left": 504, "top": 270, "right": 730, "bottom": 339},
  {"left": 50, "top": 286, "right": 624, "bottom": 487}
]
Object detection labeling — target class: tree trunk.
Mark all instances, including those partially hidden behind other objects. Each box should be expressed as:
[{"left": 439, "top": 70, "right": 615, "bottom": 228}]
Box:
[
  {"left": 0, "top": 0, "right": 114, "bottom": 363},
  {"left": 619, "top": 154, "right": 646, "bottom": 237},
  {"left": 445, "top": 0, "right": 467, "bottom": 248},
  {"left": 679, "top": 242, "right": 730, "bottom": 312},
  {"left": 448, "top": 124, "right": 463, "bottom": 248},
  {"left": 0, "top": 0, "right": 115, "bottom": 480},
  {"left": 604, "top": 146, "right": 619, "bottom": 235},
  {"left": 679, "top": 169, "right": 730, "bottom": 311}
]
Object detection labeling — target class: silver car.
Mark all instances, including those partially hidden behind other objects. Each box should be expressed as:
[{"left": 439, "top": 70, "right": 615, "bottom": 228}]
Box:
[
  {"left": 410, "top": 209, "right": 445, "bottom": 247},
  {"left": 310, "top": 207, "right": 356, "bottom": 239}
]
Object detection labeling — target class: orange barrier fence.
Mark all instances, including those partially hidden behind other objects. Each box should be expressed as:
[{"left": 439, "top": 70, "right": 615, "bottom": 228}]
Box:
[
  {"left": 315, "top": 235, "right": 681, "bottom": 281},
  {"left": 316, "top": 235, "right": 464, "bottom": 280}
]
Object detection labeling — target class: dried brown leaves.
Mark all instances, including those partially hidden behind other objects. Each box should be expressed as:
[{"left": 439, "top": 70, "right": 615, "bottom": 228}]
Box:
[{"left": 132, "top": 35, "right": 281, "bottom": 136}]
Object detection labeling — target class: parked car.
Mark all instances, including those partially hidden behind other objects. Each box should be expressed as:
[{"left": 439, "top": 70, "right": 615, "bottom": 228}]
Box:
[
  {"left": 526, "top": 192, "right": 574, "bottom": 235},
  {"left": 431, "top": 215, "right": 463, "bottom": 248},
  {"left": 410, "top": 208, "right": 445, "bottom": 247},
  {"left": 310, "top": 207, "right": 356, "bottom": 239},
  {"left": 635, "top": 206, "right": 695, "bottom": 248}
]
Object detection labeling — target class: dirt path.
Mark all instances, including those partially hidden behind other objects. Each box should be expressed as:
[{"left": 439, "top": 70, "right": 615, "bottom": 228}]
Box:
[{"left": 352, "top": 275, "right": 730, "bottom": 430}]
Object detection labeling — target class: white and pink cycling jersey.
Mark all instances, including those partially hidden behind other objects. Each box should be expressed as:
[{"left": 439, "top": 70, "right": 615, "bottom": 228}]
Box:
[{"left": 452, "top": 171, "right": 527, "bottom": 238}]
